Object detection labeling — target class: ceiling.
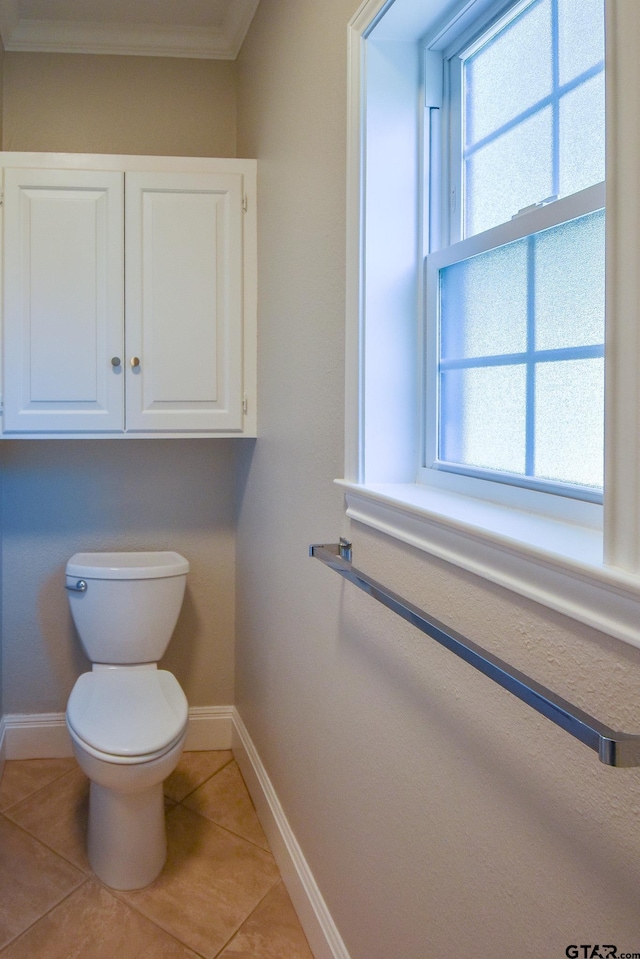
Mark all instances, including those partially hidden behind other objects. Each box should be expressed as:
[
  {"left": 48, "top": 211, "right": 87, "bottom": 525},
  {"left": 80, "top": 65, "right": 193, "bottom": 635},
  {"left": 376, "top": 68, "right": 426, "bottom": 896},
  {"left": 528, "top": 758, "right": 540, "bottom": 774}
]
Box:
[{"left": 0, "top": 0, "right": 261, "bottom": 59}]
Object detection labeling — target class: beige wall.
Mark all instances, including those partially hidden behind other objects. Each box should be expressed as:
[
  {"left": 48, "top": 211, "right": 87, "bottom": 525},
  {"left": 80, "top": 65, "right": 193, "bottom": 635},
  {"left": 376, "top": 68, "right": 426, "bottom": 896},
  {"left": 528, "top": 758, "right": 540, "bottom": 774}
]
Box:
[
  {"left": 0, "top": 52, "right": 239, "bottom": 714},
  {"left": 3, "top": 52, "right": 236, "bottom": 156},
  {"left": 0, "top": 36, "right": 4, "bottom": 149},
  {"left": 235, "top": 2, "right": 640, "bottom": 957},
  {"left": 2, "top": 441, "right": 237, "bottom": 713}
]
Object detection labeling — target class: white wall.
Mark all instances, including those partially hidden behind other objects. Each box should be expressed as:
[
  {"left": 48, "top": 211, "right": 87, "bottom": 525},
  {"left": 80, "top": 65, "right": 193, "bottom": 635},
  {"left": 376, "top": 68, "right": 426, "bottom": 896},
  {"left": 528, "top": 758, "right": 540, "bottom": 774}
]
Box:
[{"left": 235, "top": 2, "right": 640, "bottom": 957}]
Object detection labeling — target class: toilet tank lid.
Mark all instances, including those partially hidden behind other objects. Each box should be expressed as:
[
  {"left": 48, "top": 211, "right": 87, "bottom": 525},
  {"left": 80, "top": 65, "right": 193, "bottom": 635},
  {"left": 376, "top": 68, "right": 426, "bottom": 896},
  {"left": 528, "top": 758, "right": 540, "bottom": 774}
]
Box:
[{"left": 66, "top": 551, "right": 189, "bottom": 580}]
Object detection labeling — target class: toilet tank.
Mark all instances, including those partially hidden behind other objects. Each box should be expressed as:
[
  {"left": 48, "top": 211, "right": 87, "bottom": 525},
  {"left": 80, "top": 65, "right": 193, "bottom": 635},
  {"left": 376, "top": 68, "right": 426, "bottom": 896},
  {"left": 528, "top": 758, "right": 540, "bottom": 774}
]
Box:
[{"left": 66, "top": 551, "right": 189, "bottom": 665}]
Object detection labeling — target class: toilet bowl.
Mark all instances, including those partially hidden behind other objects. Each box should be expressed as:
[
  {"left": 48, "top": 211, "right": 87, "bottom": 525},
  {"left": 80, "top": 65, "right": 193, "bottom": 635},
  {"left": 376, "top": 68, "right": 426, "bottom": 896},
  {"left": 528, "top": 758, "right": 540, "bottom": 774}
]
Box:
[{"left": 64, "top": 552, "right": 190, "bottom": 890}]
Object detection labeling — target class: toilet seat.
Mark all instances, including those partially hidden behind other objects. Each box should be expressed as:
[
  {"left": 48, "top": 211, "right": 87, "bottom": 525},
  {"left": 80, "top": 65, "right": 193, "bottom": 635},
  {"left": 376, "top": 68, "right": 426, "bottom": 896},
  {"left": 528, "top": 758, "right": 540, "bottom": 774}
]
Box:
[
  {"left": 66, "top": 668, "right": 188, "bottom": 761},
  {"left": 67, "top": 721, "right": 186, "bottom": 766}
]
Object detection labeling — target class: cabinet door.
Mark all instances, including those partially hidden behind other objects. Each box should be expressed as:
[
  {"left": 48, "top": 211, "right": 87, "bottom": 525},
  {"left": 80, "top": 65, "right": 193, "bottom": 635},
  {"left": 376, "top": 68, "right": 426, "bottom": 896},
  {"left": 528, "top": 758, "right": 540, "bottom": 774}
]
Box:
[
  {"left": 3, "top": 168, "right": 124, "bottom": 433},
  {"left": 125, "top": 172, "right": 244, "bottom": 432}
]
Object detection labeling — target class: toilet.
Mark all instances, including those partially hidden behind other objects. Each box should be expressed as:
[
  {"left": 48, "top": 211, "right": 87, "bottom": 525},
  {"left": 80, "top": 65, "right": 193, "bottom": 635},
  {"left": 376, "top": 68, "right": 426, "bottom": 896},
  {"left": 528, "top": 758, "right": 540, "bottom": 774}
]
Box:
[{"left": 64, "top": 551, "right": 190, "bottom": 891}]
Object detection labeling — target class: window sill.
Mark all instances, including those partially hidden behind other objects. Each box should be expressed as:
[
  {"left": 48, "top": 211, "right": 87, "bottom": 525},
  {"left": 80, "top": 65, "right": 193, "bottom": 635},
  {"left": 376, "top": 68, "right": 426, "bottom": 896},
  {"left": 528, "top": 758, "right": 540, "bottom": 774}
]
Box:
[{"left": 336, "top": 479, "right": 640, "bottom": 650}]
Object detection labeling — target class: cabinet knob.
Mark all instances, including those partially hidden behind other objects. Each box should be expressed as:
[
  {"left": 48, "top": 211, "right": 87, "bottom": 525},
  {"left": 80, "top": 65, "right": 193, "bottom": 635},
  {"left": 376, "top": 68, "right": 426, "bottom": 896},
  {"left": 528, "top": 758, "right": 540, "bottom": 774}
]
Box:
[
  {"left": 111, "top": 357, "right": 121, "bottom": 367},
  {"left": 130, "top": 356, "right": 141, "bottom": 369}
]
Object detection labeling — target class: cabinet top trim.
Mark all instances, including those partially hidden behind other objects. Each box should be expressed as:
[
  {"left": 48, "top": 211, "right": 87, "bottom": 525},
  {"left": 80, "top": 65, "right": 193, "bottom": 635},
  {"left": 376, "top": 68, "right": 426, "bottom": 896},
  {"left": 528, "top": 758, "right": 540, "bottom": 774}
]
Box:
[{"left": 0, "top": 153, "right": 256, "bottom": 176}]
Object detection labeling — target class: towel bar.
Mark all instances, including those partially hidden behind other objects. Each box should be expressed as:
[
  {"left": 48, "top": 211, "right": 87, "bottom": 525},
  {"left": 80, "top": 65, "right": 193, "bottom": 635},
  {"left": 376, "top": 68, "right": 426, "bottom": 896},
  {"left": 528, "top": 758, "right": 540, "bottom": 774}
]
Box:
[{"left": 309, "top": 542, "right": 640, "bottom": 767}]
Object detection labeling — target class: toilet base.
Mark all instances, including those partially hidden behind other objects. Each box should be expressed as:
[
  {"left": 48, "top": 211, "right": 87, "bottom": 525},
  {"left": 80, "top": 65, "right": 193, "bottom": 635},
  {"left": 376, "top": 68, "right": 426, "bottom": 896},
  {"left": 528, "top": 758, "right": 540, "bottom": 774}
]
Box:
[
  {"left": 67, "top": 726, "right": 187, "bottom": 892},
  {"left": 88, "top": 780, "right": 166, "bottom": 890}
]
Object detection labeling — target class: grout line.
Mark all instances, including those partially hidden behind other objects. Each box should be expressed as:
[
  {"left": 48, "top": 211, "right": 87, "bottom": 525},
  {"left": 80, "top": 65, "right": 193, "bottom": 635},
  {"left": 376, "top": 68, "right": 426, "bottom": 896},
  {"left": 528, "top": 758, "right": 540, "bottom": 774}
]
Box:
[
  {"left": 170, "top": 753, "right": 236, "bottom": 804},
  {"left": 109, "top": 900, "right": 208, "bottom": 959},
  {"left": 105, "top": 884, "right": 214, "bottom": 959},
  {"left": 210, "top": 878, "right": 282, "bottom": 959},
  {"left": 93, "top": 883, "right": 208, "bottom": 959},
  {"left": 166, "top": 752, "right": 278, "bottom": 851},
  {"left": 0, "top": 808, "right": 92, "bottom": 879},
  {"left": 171, "top": 754, "right": 273, "bottom": 853},
  {"left": 0, "top": 761, "right": 80, "bottom": 815},
  {"left": 0, "top": 871, "right": 91, "bottom": 954},
  {"left": 169, "top": 799, "right": 276, "bottom": 856}
]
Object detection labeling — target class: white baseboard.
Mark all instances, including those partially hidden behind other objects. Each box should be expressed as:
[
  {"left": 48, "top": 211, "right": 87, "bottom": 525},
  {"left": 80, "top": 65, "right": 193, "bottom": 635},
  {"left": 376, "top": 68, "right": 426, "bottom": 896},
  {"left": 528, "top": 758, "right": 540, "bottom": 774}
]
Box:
[
  {"left": 232, "top": 709, "right": 351, "bottom": 959},
  {"left": 4, "top": 713, "right": 73, "bottom": 759},
  {"left": 184, "top": 706, "right": 234, "bottom": 751},
  {"left": 3, "top": 705, "right": 235, "bottom": 760}
]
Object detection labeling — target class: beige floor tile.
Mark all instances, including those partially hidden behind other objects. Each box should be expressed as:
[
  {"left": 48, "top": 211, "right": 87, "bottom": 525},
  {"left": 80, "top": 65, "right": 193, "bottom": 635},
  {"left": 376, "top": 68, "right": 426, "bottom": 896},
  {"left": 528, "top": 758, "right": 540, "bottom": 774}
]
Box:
[
  {"left": 117, "top": 805, "right": 281, "bottom": 959},
  {"left": 0, "top": 815, "right": 85, "bottom": 950},
  {"left": 164, "top": 750, "right": 234, "bottom": 803},
  {"left": 0, "top": 879, "right": 201, "bottom": 959},
  {"left": 5, "top": 766, "right": 90, "bottom": 873},
  {"left": 182, "top": 760, "right": 269, "bottom": 851},
  {"left": 218, "top": 881, "right": 314, "bottom": 959},
  {"left": 0, "top": 758, "right": 76, "bottom": 812}
]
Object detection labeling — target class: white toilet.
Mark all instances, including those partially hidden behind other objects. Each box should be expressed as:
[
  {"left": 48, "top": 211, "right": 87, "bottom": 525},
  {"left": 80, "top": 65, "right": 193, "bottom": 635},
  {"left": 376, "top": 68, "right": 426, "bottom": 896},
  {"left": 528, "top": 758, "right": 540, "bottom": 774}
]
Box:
[{"left": 65, "top": 551, "right": 190, "bottom": 891}]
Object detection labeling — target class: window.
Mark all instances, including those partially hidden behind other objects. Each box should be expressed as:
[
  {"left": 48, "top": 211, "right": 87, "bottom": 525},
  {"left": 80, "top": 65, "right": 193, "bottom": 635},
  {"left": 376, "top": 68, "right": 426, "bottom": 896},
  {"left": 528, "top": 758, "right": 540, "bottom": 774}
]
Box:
[
  {"left": 432, "top": 208, "right": 605, "bottom": 495},
  {"left": 344, "top": 0, "right": 640, "bottom": 647},
  {"left": 425, "top": 0, "right": 605, "bottom": 503}
]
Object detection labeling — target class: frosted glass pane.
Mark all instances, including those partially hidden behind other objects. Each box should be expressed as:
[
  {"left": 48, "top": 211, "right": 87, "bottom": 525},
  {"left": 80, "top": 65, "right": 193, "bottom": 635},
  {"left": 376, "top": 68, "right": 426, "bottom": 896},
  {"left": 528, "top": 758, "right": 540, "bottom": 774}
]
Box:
[
  {"left": 558, "top": 0, "right": 604, "bottom": 85},
  {"left": 535, "top": 359, "right": 604, "bottom": 488},
  {"left": 559, "top": 73, "right": 605, "bottom": 198},
  {"left": 535, "top": 209, "right": 605, "bottom": 350},
  {"left": 466, "top": 108, "right": 552, "bottom": 236},
  {"left": 465, "top": 0, "right": 551, "bottom": 146},
  {"left": 440, "top": 240, "right": 527, "bottom": 359},
  {"left": 440, "top": 366, "right": 526, "bottom": 474}
]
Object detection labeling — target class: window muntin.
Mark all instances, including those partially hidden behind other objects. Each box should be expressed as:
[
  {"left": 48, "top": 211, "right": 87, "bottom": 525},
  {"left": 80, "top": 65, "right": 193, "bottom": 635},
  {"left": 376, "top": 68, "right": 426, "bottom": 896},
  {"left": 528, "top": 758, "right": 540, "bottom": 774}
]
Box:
[
  {"left": 427, "top": 0, "right": 605, "bottom": 502},
  {"left": 437, "top": 207, "right": 605, "bottom": 494},
  {"left": 461, "top": 0, "right": 605, "bottom": 238}
]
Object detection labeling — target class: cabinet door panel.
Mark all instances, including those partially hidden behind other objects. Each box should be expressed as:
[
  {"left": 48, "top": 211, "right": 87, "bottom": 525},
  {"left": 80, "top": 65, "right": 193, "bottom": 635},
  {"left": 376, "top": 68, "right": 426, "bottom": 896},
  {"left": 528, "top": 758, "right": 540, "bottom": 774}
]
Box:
[
  {"left": 125, "top": 172, "right": 243, "bottom": 432},
  {"left": 3, "top": 168, "right": 124, "bottom": 433}
]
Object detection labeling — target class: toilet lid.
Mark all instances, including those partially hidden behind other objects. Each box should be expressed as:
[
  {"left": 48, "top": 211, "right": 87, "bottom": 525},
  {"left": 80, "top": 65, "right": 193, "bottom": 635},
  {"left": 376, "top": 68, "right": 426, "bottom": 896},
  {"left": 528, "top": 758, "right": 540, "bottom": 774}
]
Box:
[{"left": 66, "top": 669, "right": 188, "bottom": 757}]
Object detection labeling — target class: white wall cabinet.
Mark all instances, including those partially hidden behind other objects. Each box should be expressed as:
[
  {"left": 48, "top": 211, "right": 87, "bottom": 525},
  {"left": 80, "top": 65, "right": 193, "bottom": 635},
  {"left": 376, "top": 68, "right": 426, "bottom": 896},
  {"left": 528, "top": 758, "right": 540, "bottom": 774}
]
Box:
[{"left": 1, "top": 153, "right": 257, "bottom": 437}]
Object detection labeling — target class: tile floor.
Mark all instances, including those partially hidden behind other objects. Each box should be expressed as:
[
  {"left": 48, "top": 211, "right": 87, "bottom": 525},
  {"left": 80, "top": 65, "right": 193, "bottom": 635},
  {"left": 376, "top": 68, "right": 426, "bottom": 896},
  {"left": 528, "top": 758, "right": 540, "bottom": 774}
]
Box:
[{"left": 0, "top": 751, "right": 315, "bottom": 959}]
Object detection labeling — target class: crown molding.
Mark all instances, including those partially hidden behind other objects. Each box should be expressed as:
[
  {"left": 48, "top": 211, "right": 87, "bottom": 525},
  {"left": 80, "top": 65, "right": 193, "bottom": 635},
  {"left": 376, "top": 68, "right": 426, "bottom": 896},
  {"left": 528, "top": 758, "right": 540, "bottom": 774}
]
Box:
[{"left": 0, "top": 0, "right": 259, "bottom": 59}]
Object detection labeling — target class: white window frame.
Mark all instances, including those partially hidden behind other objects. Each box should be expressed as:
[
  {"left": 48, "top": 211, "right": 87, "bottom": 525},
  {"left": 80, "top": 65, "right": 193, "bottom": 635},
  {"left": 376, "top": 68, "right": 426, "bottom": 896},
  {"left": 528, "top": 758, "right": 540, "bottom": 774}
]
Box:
[
  {"left": 342, "top": 0, "right": 640, "bottom": 649},
  {"left": 423, "top": 185, "right": 606, "bottom": 503},
  {"left": 424, "top": 0, "right": 606, "bottom": 505}
]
